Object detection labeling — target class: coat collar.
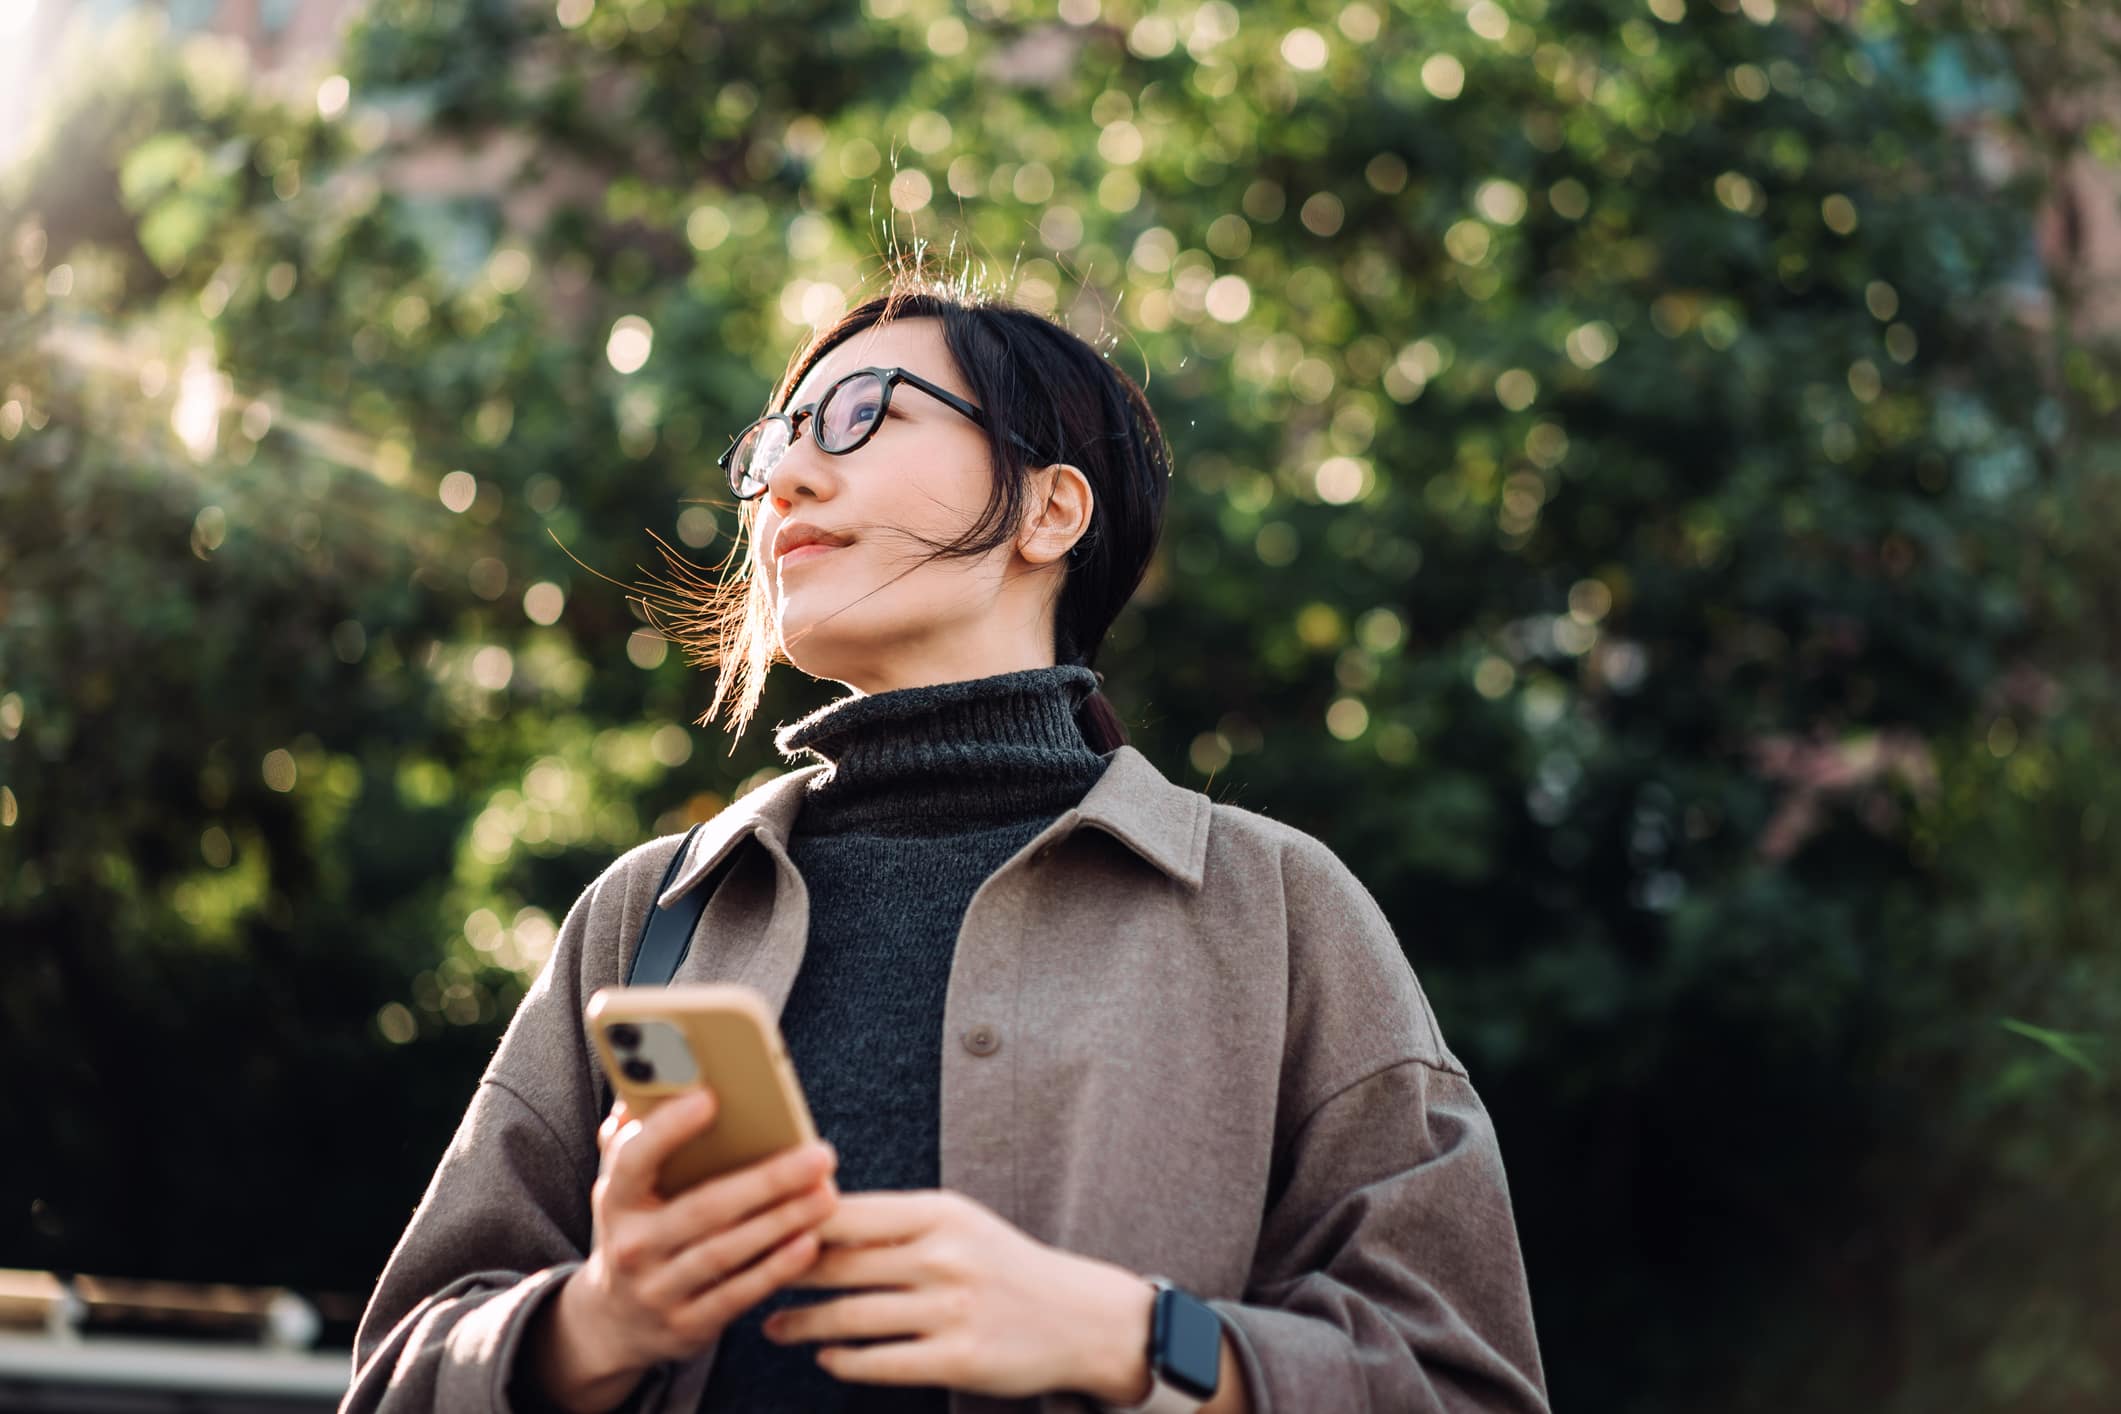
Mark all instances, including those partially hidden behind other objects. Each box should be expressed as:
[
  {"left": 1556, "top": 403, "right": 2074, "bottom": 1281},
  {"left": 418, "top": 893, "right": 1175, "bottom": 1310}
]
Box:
[{"left": 656, "top": 744, "right": 1210, "bottom": 907}]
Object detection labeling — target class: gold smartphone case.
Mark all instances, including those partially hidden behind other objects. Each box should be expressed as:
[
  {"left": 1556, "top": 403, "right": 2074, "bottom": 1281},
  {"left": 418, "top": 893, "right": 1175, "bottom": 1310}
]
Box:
[{"left": 585, "top": 983, "right": 818, "bottom": 1196}]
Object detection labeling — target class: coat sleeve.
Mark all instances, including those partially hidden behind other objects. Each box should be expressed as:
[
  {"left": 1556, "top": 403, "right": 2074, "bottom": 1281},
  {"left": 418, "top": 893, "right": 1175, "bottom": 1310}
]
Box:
[
  {"left": 340, "top": 839, "right": 683, "bottom": 1414},
  {"left": 1207, "top": 833, "right": 1550, "bottom": 1414}
]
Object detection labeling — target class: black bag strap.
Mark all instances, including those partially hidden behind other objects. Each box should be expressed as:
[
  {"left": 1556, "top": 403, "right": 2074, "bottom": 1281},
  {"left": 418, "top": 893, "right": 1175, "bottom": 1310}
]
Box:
[{"left": 626, "top": 824, "right": 743, "bottom": 987}]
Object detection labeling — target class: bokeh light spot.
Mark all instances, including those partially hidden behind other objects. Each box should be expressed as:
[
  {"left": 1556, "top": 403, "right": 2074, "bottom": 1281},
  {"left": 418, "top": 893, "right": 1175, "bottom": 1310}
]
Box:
[
  {"left": 1357, "top": 608, "right": 1406, "bottom": 652},
  {"left": 927, "top": 16, "right": 967, "bottom": 55},
  {"left": 1098, "top": 170, "right": 1142, "bottom": 212},
  {"left": 1569, "top": 579, "right": 1613, "bottom": 624},
  {"left": 523, "top": 582, "right": 566, "bottom": 625},
  {"left": 439, "top": 470, "right": 477, "bottom": 513},
  {"left": 907, "top": 111, "right": 952, "bottom": 154},
  {"left": 1205, "top": 274, "right": 1252, "bottom": 323},
  {"left": 1013, "top": 162, "right": 1056, "bottom": 204},
  {"left": 1466, "top": 1, "right": 1509, "bottom": 41},
  {"left": 1190, "top": 732, "right": 1233, "bottom": 775},
  {"left": 890, "top": 170, "right": 933, "bottom": 212},
  {"left": 470, "top": 646, "right": 515, "bottom": 692},
  {"left": 1421, "top": 54, "right": 1466, "bottom": 100},
  {"left": 651, "top": 724, "right": 694, "bottom": 767},
  {"left": 1315, "top": 456, "right": 1372, "bottom": 504},
  {"left": 1474, "top": 657, "right": 1517, "bottom": 698},
  {"left": 1565, "top": 321, "right": 1618, "bottom": 369},
  {"left": 1496, "top": 369, "right": 1539, "bottom": 410},
  {"left": 376, "top": 1003, "right": 417, "bottom": 1044},
  {"left": 1281, "top": 27, "right": 1328, "bottom": 70},
  {"left": 1098, "top": 121, "right": 1145, "bottom": 166},
  {"left": 676, "top": 506, "right": 718, "bottom": 548},
  {"left": 262, "top": 750, "right": 298, "bottom": 793},
  {"left": 1365, "top": 153, "right": 1409, "bottom": 194},
  {"left": 627, "top": 629, "right": 670, "bottom": 669},
  {"left": 840, "top": 139, "right": 881, "bottom": 179},
  {"left": 1300, "top": 192, "right": 1345, "bottom": 236},
  {"left": 1477, "top": 179, "right": 1527, "bottom": 225},
  {"left": 606, "top": 315, "right": 653, "bottom": 373},
  {"left": 1326, "top": 697, "right": 1371, "bottom": 740},
  {"left": 1444, "top": 220, "right": 1492, "bottom": 265},
  {"left": 687, "top": 205, "right": 731, "bottom": 251},
  {"left": 1338, "top": 3, "right": 1381, "bottom": 41},
  {"left": 1129, "top": 15, "right": 1178, "bottom": 57},
  {"left": 1256, "top": 522, "right": 1299, "bottom": 566}
]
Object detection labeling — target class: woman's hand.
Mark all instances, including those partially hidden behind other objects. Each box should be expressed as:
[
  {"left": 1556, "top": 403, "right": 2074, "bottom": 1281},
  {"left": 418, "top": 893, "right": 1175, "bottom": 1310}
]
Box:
[
  {"left": 524, "top": 1089, "right": 839, "bottom": 1413},
  {"left": 763, "top": 1190, "right": 1159, "bottom": 1404}
]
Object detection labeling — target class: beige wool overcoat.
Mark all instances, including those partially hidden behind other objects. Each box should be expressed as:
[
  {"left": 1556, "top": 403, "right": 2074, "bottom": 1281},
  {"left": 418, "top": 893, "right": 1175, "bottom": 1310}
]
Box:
[{"left": 344, "top": 744, "right": 1550, "bottom": 1414}]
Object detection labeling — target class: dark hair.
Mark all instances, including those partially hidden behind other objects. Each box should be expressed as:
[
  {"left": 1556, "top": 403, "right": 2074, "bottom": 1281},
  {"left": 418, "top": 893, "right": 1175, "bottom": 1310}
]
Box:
[{"left": 652, "top": 268, "right": 1173, "bottom": 751}]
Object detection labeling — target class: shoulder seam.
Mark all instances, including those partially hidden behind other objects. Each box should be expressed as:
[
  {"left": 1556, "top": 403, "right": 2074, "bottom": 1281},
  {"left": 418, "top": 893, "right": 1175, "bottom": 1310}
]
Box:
[
  {"left": 482, "top": 1074, "right": 597, "bottom": 1189},
  {"left": 1287, "top": 1054, "right": 1468, "bottom": 1153}
]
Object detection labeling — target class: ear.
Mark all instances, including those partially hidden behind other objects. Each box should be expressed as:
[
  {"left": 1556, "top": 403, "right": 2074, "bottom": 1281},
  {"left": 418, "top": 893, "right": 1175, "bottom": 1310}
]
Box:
[{"left": 1015, "top": 462, "right": 1096, "bottom": 567}]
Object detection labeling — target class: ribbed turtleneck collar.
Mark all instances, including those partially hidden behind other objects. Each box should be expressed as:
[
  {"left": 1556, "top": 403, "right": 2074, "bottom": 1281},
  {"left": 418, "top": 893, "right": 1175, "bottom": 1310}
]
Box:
[{"left": 773, "top": 665, "right": 1110, "bottom": 837}]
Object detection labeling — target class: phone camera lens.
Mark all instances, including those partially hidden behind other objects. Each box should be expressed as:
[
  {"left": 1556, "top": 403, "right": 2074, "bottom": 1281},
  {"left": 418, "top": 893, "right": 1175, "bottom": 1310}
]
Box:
[
  {"left": 607, "top": 1023, "right": 641, "bottom": 1051},
  {"left": 622, "top": 1058, "right": 655, "bottom": 1084}
]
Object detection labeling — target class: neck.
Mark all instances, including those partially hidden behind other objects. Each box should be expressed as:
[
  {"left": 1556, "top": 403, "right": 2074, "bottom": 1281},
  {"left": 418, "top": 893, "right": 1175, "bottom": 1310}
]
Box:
[{"left": 804, "top": 565, "right": 1069, "bottom": 695}]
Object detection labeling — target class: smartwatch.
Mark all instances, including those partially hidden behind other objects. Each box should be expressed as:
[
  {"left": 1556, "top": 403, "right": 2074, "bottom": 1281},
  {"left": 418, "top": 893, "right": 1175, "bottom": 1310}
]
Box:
[{"left": 1106, "top": 1277, "right": 1222, "bottom": 1413}]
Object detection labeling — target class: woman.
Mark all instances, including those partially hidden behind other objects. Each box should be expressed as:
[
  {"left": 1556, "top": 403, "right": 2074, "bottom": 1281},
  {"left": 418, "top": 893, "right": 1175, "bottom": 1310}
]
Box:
[{"left": 344, "top": 278, "right": 1550, "bottom": 1414}]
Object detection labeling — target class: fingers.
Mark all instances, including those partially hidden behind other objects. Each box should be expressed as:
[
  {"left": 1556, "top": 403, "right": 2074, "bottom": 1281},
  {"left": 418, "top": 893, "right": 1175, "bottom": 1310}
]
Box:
[
  {"left": 637, "top": 1177, "right": 839, "bottom": 1308},
  {"left": 813, "top": 1191, "right": 954, "bottom": 1248},
  {"left": 597, "top": 1098, "right": 632, "bottom": 1153},
  {"left": 785, "top": 1237, "right": 925, "bottom": 1291},
  {"left": 602, "top": 1089, "right": 718, "bottom": 1209},
  {"left": 666, "top": 1227, "right": 823, "bottom": 1338},
  {"left": 765, "top": 1289, "right": 956, "bottom": 1346},
  {"left": 639, "top": 1140, "right": 836, "bottom": 1255}
]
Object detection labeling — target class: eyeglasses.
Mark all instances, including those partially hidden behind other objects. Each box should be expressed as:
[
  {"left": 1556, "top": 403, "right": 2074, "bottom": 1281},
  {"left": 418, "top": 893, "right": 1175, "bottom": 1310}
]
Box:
[{"left": 718, "top": 365, "right": 1049, "bottom": 501}]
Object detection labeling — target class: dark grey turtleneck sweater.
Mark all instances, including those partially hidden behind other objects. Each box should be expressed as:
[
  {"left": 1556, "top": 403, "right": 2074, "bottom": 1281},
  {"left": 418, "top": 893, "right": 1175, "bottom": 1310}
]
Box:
[{"left": 700, "top": 665, "right": 1111, "bottom": 1414}]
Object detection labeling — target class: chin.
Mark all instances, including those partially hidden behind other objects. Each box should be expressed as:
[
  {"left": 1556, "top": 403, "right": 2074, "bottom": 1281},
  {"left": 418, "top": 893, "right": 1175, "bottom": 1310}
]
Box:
[
  {"left": 776, "top": 603, "right": 937, "bottom": 690},
  {"left": 774, "top": 608, "right": 872, "bottom": 685}
]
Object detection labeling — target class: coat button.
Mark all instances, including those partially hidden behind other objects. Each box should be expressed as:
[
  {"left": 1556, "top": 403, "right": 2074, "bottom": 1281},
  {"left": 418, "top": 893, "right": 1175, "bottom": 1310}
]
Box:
[{"left": 963, "top": 1024, "right": 1001, "bottom": 1057}]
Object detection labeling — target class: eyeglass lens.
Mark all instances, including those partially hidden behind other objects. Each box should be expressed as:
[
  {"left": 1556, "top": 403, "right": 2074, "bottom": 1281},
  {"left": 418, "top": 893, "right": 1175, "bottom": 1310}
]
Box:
[
  {"left": 816, "top": 371, "right": 886, "bottom": 453},
  {"left": 733, "top": 419, "right": 789, "bottom": 497},
  {"left": 731, "top": 370, "right": 888, "bottom": 498}
]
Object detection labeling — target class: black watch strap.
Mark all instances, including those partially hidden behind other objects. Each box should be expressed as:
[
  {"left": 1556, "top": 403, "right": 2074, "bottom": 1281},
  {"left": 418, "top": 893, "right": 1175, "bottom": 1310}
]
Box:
[{"left": 1108, "top": 1277, "right": 1221, "bottom": 1412}]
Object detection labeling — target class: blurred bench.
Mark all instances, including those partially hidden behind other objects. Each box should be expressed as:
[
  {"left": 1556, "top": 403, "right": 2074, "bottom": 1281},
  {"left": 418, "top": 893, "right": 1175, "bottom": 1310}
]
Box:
[{"left": 0, "top": 1269, "right": 349, "bottom": 1411}]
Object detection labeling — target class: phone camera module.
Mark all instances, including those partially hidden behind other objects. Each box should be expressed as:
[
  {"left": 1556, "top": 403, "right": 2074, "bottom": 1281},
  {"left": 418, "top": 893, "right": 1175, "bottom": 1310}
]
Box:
[
  {"left": 621, "top": 1058, "right": 655, "bottom": 1084},
  {"left": 607, "top": 1023, "right": 641, "bottom": 1051}
]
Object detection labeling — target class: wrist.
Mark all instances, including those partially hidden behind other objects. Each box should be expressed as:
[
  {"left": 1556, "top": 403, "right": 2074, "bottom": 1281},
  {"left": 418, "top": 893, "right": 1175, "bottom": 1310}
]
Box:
[
  {"left": 524, "top": 1268, "right": 653, "bottom": 1414},
  {"left": 1067, "top": 1259, "right": 1157, "bottom": 1407}
]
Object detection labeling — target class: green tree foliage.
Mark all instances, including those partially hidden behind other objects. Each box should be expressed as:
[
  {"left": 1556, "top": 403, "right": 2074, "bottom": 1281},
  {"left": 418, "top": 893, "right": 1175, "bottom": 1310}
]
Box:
[{"left": 2, "top": 0, "right": 2116, "bottom": 1405}]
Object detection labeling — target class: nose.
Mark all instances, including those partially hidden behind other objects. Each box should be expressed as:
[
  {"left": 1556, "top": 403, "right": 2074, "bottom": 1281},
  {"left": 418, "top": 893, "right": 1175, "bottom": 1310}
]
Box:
[{"left": 761, "top": 420, "right": 837, "bottom": 510}]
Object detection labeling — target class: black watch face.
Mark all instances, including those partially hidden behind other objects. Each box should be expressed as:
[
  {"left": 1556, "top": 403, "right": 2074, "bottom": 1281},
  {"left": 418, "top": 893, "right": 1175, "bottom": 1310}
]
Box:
[{"left": 1155, "top": 1289, "right": 1223, "bottom": 1399}]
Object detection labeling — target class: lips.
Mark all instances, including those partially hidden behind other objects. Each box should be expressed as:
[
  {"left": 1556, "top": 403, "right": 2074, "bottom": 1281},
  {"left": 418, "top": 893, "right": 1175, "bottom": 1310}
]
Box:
[
  {"left": 779, "top": 541, "right": 841, "bottom": 568},
  {"left": 772, "top": 521, "right": 853, "bottom": 567}
]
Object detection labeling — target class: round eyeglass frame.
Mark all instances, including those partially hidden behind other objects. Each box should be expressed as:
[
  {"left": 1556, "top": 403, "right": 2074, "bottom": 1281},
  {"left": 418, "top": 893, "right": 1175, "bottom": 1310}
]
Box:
[{"left": 718, "top": 365, "right": 1052, "bottom": 501}]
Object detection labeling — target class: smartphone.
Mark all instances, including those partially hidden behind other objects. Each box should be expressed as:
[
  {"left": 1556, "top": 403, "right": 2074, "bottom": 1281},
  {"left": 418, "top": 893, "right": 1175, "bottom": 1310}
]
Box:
[{"left": 585, "top": 983, "right": 818, "bottom": 1198}]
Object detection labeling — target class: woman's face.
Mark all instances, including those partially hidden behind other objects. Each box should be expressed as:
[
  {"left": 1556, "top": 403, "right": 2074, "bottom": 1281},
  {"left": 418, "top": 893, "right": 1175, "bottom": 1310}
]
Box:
[{"left": 745, "top": 318, "right": 1072, "bottom": 695}]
